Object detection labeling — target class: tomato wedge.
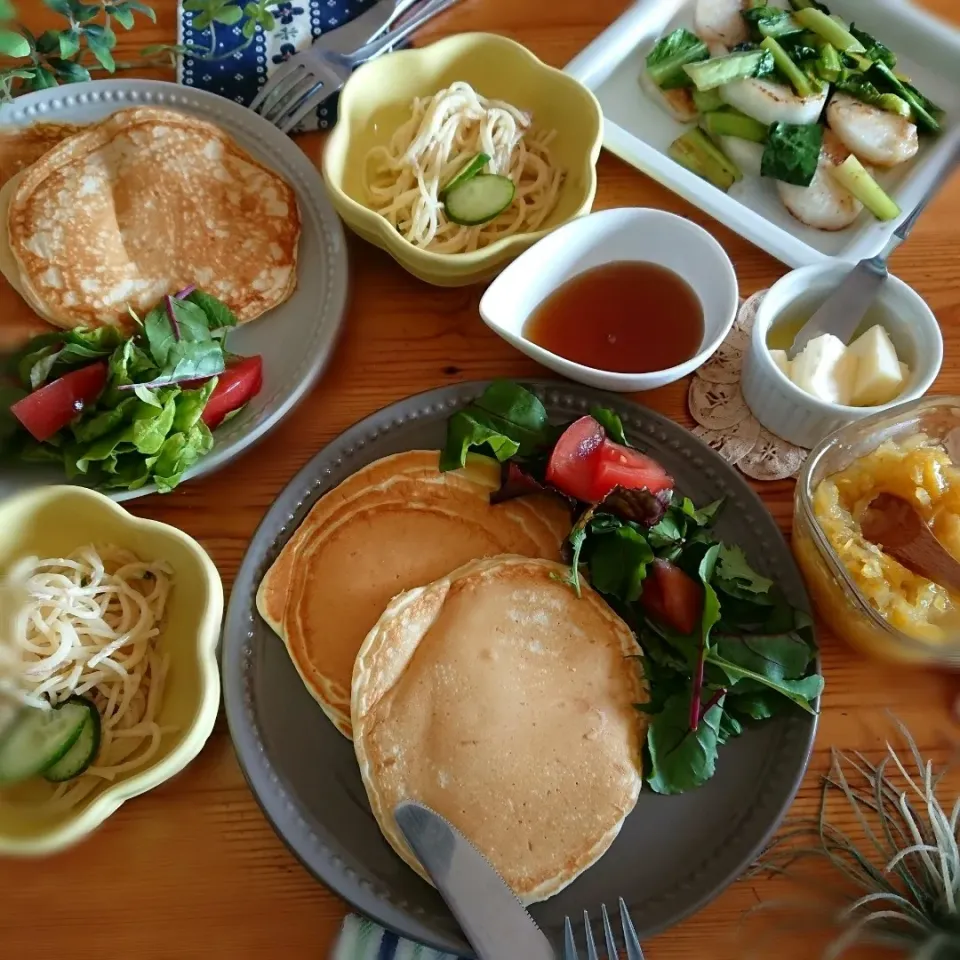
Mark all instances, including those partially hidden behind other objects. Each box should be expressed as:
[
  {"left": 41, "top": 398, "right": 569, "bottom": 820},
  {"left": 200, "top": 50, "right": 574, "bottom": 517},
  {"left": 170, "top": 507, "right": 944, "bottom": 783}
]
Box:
[
  {"left": 640, "top": 559, "right": 702, "bottom": 635},
  {"left": 545, "top": 415, "right": 605, "bottom": 502},
  {"left": 200, "top": 355, "right": 263, "bottom": 430},
  {"left": 546, "top": 415, "right": 675, "bottom": 504},
  {"left": 10, "top": 361, "right": 108, "bottom": 443},
  {"left": 592, "top": 442, "right": 674, "bottom": 500}
]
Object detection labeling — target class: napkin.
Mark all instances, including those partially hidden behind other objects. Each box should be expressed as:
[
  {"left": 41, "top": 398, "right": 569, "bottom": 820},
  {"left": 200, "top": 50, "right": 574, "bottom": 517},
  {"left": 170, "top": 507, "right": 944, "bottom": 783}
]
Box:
[
  {"left": 332, "top": 915, "right": 464, "bottom": 959},
  {"left": 176, "top": 0, "right": 381, "bottom": 130}
]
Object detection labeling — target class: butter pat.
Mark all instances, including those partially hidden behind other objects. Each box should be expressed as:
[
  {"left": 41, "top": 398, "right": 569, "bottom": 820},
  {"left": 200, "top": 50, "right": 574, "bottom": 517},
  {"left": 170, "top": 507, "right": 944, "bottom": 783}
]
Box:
[
  {"left": 846, "top": 325, "right": 904, "bottom": 406},
  {"left": 790, "top": 334, "right": 854, "bottom": 405},
  {"left": 769, "top": 349, "right": 792, "bottom": 378}
]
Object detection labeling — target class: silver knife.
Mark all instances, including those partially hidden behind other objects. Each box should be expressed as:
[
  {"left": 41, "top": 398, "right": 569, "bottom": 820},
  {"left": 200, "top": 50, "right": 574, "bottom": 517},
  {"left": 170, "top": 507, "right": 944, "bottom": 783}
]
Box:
[
  {"left": 394, "top": 801, "right": 556, "bottom": 960},
  {"left": 311, "top": 0, "right": 420, "bottom": 55}
]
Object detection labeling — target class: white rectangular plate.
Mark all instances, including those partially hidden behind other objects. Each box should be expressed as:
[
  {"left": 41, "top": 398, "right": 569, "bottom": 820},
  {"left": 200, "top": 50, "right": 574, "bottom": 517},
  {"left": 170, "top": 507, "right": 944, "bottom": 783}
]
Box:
[{"left": 565, "top": 0, "right": 960, "bottom": 266}]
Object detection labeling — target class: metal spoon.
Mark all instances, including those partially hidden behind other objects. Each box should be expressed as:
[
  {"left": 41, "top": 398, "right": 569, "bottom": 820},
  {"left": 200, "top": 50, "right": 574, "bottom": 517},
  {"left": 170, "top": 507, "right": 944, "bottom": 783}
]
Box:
[
  {"left": 861, "top": 493, "right": 960, "bottom": 594},
  {"left": 789, "top": 137, "right": 960, "bottom": 359}
]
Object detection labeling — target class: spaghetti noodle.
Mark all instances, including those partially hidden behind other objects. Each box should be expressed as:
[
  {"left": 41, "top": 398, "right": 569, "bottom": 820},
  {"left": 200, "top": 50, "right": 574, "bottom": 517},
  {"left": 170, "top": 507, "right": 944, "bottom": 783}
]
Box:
[
  {"left": 4, "top": 545, "right": 174, "bottom": 808},
  {"left": 363, "top": 81, "right": 564, "bottom": 253}
]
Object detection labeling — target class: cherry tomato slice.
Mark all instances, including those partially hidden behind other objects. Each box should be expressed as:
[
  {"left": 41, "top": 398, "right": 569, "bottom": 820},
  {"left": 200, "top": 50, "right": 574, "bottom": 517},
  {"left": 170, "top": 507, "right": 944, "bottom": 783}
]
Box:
[
  {"left": 200, "top": 355, "right": 263, "bottom": 430},
  {"left": 640, "top": 559, "right": 702, "bottom": 635},
  {"left": 592, "top": 441, "right": 674, "bottom": 500},
  {"left": 545, "top": 415, "right": 606, "bottom": 502},
  {"left": 10, "top": 362, "right": 108, "bottom": 443}
]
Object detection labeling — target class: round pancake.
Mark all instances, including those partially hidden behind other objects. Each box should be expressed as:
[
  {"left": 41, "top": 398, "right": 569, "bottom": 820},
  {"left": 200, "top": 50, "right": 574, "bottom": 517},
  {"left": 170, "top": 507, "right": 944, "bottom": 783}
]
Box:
[
  {"left": 352, "top": 555, "right": 648, "bottom": 905},
  {"left": 3, "top": 108, "right": 300, "bottom": 330},
  {"left": 255, "top": 450, "right": 570, "bottom": 636},
  {"left": 270, "top": 452, "right": 569, "bottom": 739}
]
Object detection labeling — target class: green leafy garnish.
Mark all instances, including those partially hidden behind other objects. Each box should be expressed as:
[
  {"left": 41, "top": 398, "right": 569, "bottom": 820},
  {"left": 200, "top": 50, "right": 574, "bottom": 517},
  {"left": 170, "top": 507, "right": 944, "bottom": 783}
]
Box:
[
  {"left": 761, "top": 121, "right": 823, "bottom": 187},
  {"left": 439, "top": 380, "right": 552, "bottom": 472},
  {"left": 848, "top": 23, "right": 896, "bottom": 68}
]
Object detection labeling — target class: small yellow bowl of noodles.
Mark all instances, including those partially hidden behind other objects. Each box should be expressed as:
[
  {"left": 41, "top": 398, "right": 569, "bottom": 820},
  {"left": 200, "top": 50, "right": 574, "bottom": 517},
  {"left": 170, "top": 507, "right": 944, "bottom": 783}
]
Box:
[
  {"left": 0, "top": 486, "right": 223, "bottom": 856},
  {"left": 323, "top": 32, "right": 602, "bottom": 287}
]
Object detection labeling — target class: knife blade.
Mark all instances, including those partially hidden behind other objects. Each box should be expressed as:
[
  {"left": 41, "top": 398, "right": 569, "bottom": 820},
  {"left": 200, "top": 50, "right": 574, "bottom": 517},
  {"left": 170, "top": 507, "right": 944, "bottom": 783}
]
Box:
[
  {"left": 311, "top": 0, "right": 420, "bottom": 55},
  {"left": 394, "top": 801, "right": 556, "bottom": 960}
]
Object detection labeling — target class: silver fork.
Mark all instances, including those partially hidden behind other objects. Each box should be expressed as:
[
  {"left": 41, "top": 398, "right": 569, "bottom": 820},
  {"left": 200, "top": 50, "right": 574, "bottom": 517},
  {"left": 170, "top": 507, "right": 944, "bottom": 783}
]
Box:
[
  {"left": 563, "top": 900, "right": 645, "bottom": 960},
  {"left": 249, "top": 0, "right": 463, "bottom": 134}
]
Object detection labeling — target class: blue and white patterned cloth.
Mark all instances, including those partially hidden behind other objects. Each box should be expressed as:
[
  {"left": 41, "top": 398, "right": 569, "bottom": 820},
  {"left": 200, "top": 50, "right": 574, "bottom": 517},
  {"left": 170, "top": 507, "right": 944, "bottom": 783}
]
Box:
[
  {"left": 177, "top": 0, "right": 382, "bottom": 130},
  {"left": 333, "top": 916, "right": 465, "bottom": 959}
]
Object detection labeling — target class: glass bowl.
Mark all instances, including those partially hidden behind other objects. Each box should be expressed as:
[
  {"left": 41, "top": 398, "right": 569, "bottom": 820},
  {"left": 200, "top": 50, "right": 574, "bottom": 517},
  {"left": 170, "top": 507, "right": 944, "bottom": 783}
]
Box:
[{"left": 794, "top": 396, "right": 960, "bottom": 668}]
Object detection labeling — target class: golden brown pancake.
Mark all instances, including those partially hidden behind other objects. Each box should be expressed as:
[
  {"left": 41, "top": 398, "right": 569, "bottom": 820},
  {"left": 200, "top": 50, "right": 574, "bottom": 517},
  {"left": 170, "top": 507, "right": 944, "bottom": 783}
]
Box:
[
  {"left": 0, "top": 124, "right": 79, "bottom": 352},
  {"left": 256, "top": 451, "right": 570, "bottom": 738},
  {"left": 3, "top": 108, "right": 300, "bottom": 330},
  {"left": 352, "top": 555, "right": 648, "bottom": 904}
]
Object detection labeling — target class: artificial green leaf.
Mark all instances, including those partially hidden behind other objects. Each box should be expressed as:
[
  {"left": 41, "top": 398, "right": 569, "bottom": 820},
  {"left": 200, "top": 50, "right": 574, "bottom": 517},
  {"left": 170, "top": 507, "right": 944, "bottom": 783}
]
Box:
[
  {"left": 0, "top": 0, "right": 15, "bottom": 20},
  {"left": 43, "top": 0, "right": 73, "bottom": 17},
  {"left": 107, "top": 3, "right": 136, "bottom": 29},
  {"left": 0, "top": 29, "right": 29, "bottom": 58},
  {"left": 193, "top": 12, "right": 212, "bottom": 29},
  {"left": 35, "top": 29, "right": 59, "bottom": 54},
  {"left": 646, "top": 691, "right": 724, "bottom": 794},
  {"left": 213, "top": 5, "right": 242, "bottom": 25},
  {"left": 28, "top": 66, "right": 58, "bottom": 90},
  {"left": 86, "top": 35, "right": 116, "bottom": 72},
  {"left": 126, "top": 0, "right": 156, "bottom": 21},
  {"left": 71, "top": 1, "right": 101, "bottom": 22},
  {"left": 183, "top": 0, "right": 208, "bottom": 10},
  {"left": 241, "top": 18, "right": 256, "bottom": 39},
  {"left": 58, "top": 28, "right": 80, "bottom": 57},
  {"left": 588, "top": 526, "right": 654, "bottom": 603},
  {"left": 171, "top": 379, "right": 215, "bottom": 433},
  {"left": 47, "top": 57, "right": 90, "bottom": 82},
  {"left": 589, "top": 405, "right": 627, "bottom": 445},
  {"left": 243, "top": 1, "right": 259, "bottom": 16},
  {"left": 186, "top": 289, "right": 238, "bottom": 330},
  {"left": 258, "top": 10, "right": 274, "bottom": 30}
]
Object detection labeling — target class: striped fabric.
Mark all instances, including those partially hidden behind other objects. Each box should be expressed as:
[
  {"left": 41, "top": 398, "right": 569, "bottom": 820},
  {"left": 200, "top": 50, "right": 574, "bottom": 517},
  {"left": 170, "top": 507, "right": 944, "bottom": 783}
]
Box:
[{"left": 332, "top": 915, "right": 465, "bottom": 960}]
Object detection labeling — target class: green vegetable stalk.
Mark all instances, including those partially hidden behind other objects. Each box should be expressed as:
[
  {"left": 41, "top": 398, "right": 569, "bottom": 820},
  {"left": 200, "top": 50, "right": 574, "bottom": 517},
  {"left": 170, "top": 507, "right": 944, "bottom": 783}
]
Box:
[
  {"left": 793, "top": 7, "right": 866, "bottom": 54},
  {"left": 645, "top": 28, "right": 709, "bottom": 90},
  {"left": 814, "top": 43, "right": 842, "bottom": 83},
  {"left": 703, "top": 109, "right": 769, "bottom": 144},
  {"left": 761, "top": 35, "right": 816, "bottom": 97},
  {"left": 828, "top": 155, "right": 901, "bottom": 221},
  {"left": 669, "top": 129, "right": 743, "bottom": 192}
]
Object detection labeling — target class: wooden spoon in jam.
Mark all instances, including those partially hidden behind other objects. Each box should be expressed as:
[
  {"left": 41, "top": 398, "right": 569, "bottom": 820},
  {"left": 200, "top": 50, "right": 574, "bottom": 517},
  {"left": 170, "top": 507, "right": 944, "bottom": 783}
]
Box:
[{"left": 861, "top": 493, "right": 960, "bottom": 594}]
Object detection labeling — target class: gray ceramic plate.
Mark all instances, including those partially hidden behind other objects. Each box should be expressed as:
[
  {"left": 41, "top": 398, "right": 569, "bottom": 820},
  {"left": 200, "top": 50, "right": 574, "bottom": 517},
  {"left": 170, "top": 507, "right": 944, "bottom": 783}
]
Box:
[
  {"left": 0, "top": 79, "right": 348, "bottom": 502},
  {"left": 221, "top": 381, "right": 818, "bottom": 955}
]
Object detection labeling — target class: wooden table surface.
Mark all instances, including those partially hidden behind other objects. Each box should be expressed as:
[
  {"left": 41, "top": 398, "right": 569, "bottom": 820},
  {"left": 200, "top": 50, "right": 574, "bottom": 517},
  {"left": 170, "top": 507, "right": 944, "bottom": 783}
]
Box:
[{"left": 4, "top": 1, "right": 960, "bottom": 957}]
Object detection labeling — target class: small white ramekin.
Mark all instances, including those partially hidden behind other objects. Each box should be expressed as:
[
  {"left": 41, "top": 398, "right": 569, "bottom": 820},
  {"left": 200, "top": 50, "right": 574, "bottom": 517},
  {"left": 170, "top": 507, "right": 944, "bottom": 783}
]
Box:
[{"left": 741, "top": 264, "right": 943, "bottom": 449}]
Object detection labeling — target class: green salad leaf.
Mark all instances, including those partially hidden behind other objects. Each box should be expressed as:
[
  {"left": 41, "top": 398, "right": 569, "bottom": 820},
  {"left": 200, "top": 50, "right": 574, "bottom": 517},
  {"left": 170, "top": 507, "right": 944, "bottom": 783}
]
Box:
[
  {"left": 439, "top": 380, "right": 552, "bottom": 471},
  {"left": 646, "top": 691, "right": 725, "bottom": 795},
  {"left": 849, "top": 23, "right": 896, "bottom": 68},
  {"left": 761, "top": 121, "right": 823, "bottom": 186},
  {"left": 5, "top": 287, "right": 244, "bottom": 492}
]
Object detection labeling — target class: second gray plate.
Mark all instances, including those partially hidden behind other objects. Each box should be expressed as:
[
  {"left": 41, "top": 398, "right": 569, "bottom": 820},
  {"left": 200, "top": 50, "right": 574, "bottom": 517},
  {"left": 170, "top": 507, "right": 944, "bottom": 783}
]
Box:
[{"left": 221, "top": 381, "right": 818, "bottom": 955}]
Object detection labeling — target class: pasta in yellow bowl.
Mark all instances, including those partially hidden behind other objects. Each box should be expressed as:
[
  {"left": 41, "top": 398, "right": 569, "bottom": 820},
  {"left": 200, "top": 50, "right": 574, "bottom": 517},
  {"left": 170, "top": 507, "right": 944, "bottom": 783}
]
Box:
[
  {"left": 323, "top": 33, "right": 602, "bottom": 286},
  {"left": 0, "top": 486, "right": 222, "bottom": 856}
]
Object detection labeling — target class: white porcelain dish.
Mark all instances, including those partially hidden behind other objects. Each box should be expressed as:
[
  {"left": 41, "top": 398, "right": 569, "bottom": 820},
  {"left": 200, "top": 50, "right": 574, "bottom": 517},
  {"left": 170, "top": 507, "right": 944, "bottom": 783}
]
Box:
[
  {"left": 741, "top": 264, "right": 943, "bottom": 448},
  {"left": 565, "top": 0, "right": 960, "bottom": 268},
  {"left": 479, "top": 207, "right": 739, "bottom": 392},
  {"left": 0, "top": 80, "right": 349, "bottom": 502}
]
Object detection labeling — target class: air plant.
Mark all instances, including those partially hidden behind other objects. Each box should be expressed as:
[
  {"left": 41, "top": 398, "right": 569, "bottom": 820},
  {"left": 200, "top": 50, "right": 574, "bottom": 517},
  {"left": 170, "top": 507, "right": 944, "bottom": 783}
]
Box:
[{"left": 748, "top": 720, "right": 960, "bottom": 959}]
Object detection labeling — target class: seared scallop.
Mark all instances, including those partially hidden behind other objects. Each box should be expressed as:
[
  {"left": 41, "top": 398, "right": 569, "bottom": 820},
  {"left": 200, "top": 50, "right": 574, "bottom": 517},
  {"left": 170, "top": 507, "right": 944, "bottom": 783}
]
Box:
[
  {"left": 694, "top": 0, "right": 750, "bottom": 48},
  {"left": 826, "top": 92, "right": 919, "bottom": 167},
  {"left": 640, "top": 70, "right": 700, "bottom": 123},
  {"left": 720, "top": 77, "right": 829, "bottom": 126},
  {"left": 778, "top": 130, "right": 863, "bottom": 231}
]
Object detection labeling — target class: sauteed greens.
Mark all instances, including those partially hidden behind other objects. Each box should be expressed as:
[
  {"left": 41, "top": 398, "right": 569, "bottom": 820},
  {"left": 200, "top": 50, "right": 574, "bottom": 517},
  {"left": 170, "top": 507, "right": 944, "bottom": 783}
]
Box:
[{"left": 441, "top": 381, "right": 821, "bottom": 795}]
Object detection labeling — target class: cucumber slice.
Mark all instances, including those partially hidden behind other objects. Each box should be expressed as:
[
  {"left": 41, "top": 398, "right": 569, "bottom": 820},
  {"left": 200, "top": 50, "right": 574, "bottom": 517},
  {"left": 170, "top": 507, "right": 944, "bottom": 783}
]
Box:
[
  {"left": 44, "top": 700, "right": 101, "bottom": 782},
  {"left": 440, "top": 152, "right": 490, "bottom": 199},
  {"left": 444, "top": 174, "right": 515, "bottom": 226},
  {"left": 0, "top": 698, "right": 91, "bottom": 785}
]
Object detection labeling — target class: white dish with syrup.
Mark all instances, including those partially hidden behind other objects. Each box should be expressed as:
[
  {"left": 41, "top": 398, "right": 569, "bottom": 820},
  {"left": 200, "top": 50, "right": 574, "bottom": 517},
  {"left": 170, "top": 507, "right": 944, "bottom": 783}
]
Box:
[{"left": 479, "top": 207, "right": 739, "bottom": 392}]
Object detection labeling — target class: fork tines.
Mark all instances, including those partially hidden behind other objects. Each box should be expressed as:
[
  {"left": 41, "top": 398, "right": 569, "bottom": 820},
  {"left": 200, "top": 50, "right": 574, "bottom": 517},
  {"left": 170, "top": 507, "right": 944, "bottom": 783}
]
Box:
[{"left": 563, "top": 899, "right": 644, "bottom": 960}]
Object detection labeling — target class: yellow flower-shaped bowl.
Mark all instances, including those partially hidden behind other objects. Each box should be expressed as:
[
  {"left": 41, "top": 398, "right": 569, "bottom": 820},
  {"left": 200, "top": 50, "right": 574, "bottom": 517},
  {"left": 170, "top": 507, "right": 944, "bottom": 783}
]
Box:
[
  {"left": 0, "top": 486, "right": 223, "bottom": 856},
  {"left": 322, "top": 32, "right": 603, "bottom": 287}
]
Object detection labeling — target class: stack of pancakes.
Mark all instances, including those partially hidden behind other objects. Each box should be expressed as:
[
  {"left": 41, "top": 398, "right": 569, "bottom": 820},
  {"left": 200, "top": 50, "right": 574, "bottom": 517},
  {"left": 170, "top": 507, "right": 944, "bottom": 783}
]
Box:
[
  {"left": 0, "top": 108, "right": 300, "bottom": 337},
  {"left": 257, "top": 450, "right": 650, "bottom": 903}
]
